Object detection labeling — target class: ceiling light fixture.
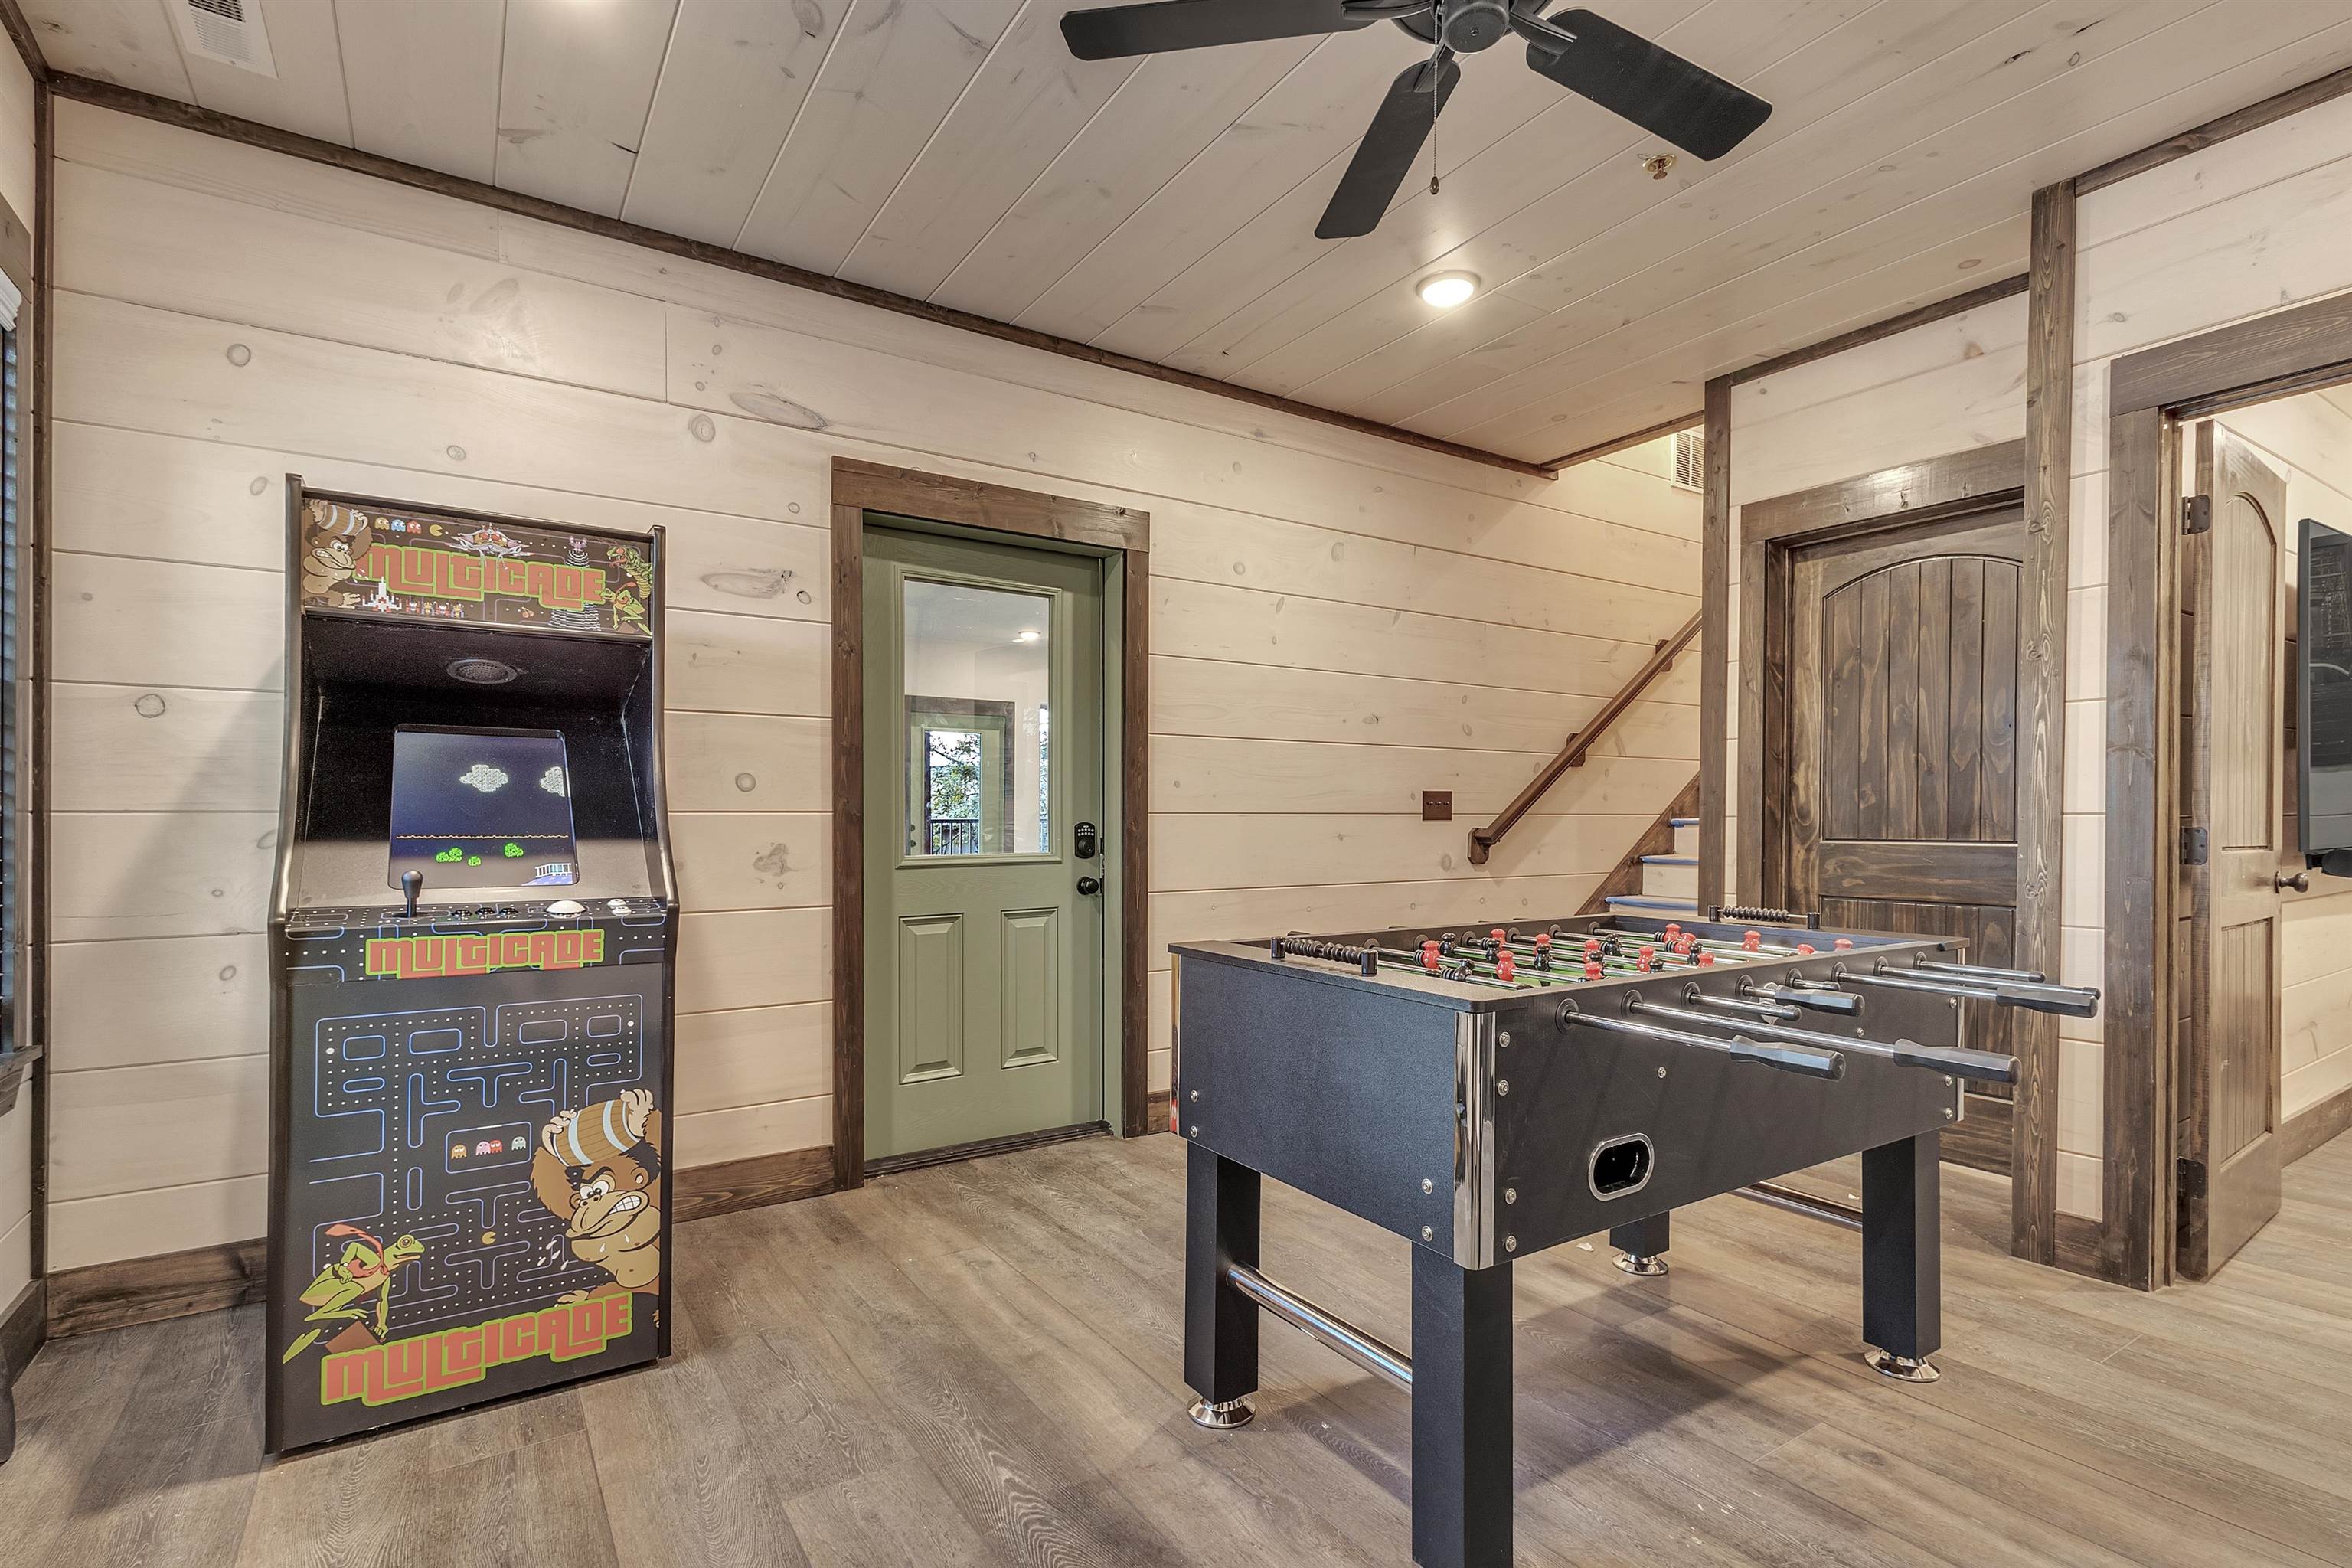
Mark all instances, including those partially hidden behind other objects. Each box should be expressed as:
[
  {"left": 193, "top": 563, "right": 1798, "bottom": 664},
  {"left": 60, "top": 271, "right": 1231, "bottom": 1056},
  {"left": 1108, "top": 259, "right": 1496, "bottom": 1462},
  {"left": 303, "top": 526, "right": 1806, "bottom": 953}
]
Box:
[
  {"left": 1015, "top": 629, "right": 1041, "bottom": 643},
  {"left": 1418, "top": 271, "right": 1480, "bottom": 309}
]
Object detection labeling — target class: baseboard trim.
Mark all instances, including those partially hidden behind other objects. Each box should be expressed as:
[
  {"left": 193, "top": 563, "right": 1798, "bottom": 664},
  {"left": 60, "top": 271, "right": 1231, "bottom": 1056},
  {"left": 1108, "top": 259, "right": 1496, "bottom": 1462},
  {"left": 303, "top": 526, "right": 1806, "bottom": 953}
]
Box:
[
  {"left": 1146, "top": 1088, "right": 1170, "bottom": 1132},
  {"left": 672, "top": 1144, "right": 835, "bottom": 1224},
  {"left": 2, "top": 1277, "right": 44, "bottom": 1377},
  {"left": 2285, "top": 1085, "right": 2352, "bottom": 1165},
  {"left": 48, "top": 1239, "right": 266, "bottom": 1339},
  {"left": 2053, "top": 1213, "right": 2106, "bottom": 1280},
  {"left": 47, "top": 1145, "right": 842, "bottom": 1340}
]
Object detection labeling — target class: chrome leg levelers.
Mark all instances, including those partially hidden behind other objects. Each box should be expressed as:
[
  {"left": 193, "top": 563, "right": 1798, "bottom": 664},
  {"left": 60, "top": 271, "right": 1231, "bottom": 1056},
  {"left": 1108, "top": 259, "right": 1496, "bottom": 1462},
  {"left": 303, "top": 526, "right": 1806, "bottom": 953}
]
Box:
[{"left": 1171, "top": 913, "right": 2098, "bottom": 1568}]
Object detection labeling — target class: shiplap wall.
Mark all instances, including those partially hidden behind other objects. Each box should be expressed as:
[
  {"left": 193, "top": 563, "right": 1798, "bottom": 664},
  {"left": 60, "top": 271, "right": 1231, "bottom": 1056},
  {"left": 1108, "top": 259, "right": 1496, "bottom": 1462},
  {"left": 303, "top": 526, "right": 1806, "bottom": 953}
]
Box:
[
  {"left": 1725, "top": 291, "right": 2109, "bottom": 1220},
  {"left": 2208, "top": 391, "right": 2352, "bottom": 1128},
  {"left": 0, "top": 39, "right": 34, "bottom": 1316},
  {"left": 44, "top": 101, "right": 1700, "bottom": 1272}
]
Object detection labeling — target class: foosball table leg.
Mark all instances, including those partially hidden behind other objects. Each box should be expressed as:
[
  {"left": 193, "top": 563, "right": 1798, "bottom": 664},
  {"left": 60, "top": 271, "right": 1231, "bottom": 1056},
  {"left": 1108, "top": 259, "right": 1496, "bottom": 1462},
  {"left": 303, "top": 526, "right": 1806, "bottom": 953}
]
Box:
[
  {"left": 1609, "top": 1210, "right": 1671, "bottom": 1276},
  {"left": 1860, "top": 1131, "right": 1943, "bottom": 1383},
  {"left": 1410, "top": 1250, "right": 1514, "bottom": 1568},
  {"left": 1185, "top": 1144, "right": 1262, "bottom": 1429}
]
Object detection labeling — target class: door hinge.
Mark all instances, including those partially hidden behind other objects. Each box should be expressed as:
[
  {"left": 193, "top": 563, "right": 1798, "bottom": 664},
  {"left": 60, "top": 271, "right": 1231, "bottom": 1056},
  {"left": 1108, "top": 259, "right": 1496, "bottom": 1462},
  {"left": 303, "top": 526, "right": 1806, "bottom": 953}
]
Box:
[
  {"left": 2177, "top": 1157, "right": 2207, "bottom": 1201},
  {"left": 2182, "top": 495, "right": 2213, "bottom": 534},
  {"left": 2180, "top": 826, "right": 2209, "bottom": 865}
]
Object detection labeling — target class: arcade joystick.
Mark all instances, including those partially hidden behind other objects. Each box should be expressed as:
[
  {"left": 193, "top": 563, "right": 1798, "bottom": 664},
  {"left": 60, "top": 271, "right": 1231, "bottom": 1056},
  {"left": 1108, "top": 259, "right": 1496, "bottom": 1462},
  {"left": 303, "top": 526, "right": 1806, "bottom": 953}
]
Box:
[{"left": 400, "top": 871, "right": 423, "bottom": 920}]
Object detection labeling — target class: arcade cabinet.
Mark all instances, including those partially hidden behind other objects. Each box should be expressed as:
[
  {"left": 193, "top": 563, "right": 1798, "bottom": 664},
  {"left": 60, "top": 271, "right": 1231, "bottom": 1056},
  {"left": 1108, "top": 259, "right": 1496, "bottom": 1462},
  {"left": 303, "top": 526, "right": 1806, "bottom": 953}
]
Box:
[{"left": 266, "top": 481, "right": 676, "bottom": 1453}]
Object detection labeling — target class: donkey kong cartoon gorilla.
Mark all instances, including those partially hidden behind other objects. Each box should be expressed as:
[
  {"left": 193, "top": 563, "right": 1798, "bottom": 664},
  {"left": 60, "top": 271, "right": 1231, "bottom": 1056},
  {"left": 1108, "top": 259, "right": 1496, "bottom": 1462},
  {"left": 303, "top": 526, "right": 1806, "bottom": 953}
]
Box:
[{"left": 531, "top": 1087, "right": 662, "bottom": 1303}]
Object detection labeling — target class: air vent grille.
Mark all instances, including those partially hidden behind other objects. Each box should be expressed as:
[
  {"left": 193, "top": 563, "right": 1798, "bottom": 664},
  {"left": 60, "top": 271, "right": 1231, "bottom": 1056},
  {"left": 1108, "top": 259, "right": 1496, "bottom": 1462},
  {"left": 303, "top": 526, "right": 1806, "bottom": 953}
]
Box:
[
  {"left": 173, "top": 0, "right": 277, "bottom": 76},
  {"left": 1671, "top": 427, "right": 1704, "bottom": 492}
]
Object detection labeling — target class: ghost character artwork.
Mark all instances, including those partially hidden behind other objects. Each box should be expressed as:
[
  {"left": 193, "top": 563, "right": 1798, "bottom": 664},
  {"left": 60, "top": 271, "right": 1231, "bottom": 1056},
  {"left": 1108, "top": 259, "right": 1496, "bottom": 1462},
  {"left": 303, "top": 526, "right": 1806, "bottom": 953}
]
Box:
[{"left": 532, "top": 1088, "right": 664, "bottom": 1301}]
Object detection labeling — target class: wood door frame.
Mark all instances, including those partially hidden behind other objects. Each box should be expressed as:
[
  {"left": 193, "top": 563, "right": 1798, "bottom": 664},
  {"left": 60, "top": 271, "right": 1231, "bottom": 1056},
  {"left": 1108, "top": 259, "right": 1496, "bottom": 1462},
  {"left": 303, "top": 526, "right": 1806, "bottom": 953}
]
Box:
[
  {"left": 2103, "top": 288, "right": 2352, "bottom": 1289},
  {"left": 831, "top": 458, "right": 1150, "bottom": 1193},
  {"left": 1736, "top": 438, "right": 2075, "bottom": 1271}
]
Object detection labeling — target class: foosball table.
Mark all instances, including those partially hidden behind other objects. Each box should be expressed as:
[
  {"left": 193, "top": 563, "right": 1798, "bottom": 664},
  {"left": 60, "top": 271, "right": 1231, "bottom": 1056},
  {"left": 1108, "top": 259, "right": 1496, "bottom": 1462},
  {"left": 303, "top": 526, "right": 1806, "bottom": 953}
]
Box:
[{"left": 1171, "top": 906, "right": 2099, "bottom": 1568}]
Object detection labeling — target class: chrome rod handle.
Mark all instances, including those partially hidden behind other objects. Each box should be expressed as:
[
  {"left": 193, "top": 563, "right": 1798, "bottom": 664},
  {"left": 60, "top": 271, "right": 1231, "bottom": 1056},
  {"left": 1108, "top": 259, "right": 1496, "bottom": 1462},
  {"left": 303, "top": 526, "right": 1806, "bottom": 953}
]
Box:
[
  {"left": 1746, "top": 978, "right": 1863, "bottom": 1016},
  {"left": 1854, "top": 963, "right": 2101, "bottom": 1019},
  {"left": 1635, "top": 998, "right": 2017, "bottom": 1086},
  {"left": 1913, "top": 958, "right": 2047, "bottom": 984},
  {"left": 1687, "top": 992, "right": 1802, "bottom": 1022},
  {"left": 1562, "top": 1006, "right": 1845, "bottom": 1079}
]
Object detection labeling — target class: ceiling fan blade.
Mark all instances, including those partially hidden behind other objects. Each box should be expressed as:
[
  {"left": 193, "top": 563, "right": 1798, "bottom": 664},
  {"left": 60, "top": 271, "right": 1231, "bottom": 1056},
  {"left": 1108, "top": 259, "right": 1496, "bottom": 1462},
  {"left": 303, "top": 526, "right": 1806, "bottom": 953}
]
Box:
[
  {"left": 1060, "top": 0, "right": 1376, "bottom": 61},
  {"left": 1316, "top": 55, "right": 1461, "bottom": 240},
  {"left": 1520, "top": 8, "right": 1771, "bottom": 160}
]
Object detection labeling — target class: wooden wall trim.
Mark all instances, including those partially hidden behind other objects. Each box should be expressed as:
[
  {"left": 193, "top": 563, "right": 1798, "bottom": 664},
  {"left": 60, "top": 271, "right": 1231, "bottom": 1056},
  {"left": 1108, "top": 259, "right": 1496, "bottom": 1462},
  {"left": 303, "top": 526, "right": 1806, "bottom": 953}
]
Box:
[
  {"left": 49, "top": 1239, "right": 265, "bottom": 1338},
  {"left": 0, "top": 1, "right": 42, "bottom": 87},
  {"left": 2076, "top": 63, "right": 2352, "bottom": 196},
  {"left": 41, "top": 74, "right": 1551, "bottom": 485},
  {"left": 1738, "top": 441, "right": 2027, "bottom": 543},
  {"left": 1537, "top": 410, "right": 1700, "bottom": 473},
  {"left": 2284, "top": 1085, "right": 2352, "bottom": 1165},
  {"left": 2109, "top": 289, "right": 2352, "bottom": 417},
  {"left": 2102, "top": 403, "right": 2175, "bottom": 1292},
  {"left": 830, "top": 492, "right": 865, "bottom": 1194},
  {"left": 1, "top": 1276, "right": 40, "bottom": 1382},
  {"left": 830, "top": 459, "right": 1153, "bottom": 1185},
  {"left": 671, "top": 1145, "right": 835, "bottom": 1224},
  {"left": 1697, "top": 377, "right": 1731, "bottom": 908},
  {"left": 25, "top": 76, "right": 48, "bottom": 1286},
  {"left": 2012, "top": 179, "right": 2075, "bottom": 1269},
  {"left": 1728, "top": 273, "right": 2030, "bottom": 389}
]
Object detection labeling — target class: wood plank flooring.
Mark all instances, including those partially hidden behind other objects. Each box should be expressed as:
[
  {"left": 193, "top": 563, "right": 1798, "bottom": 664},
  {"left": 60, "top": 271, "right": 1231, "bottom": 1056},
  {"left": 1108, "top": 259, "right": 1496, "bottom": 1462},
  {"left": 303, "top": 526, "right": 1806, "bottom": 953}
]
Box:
[{"left": 5, "top": 1132, "right": 2351, "bottom": 1567}]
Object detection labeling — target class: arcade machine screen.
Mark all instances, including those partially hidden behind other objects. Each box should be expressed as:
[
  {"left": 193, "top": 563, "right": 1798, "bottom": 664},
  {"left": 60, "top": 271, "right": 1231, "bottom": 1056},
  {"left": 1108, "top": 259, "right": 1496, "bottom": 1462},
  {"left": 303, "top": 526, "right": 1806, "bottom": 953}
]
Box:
[{"left": 388, "top": 726, "right": 579, "bottom": 888}]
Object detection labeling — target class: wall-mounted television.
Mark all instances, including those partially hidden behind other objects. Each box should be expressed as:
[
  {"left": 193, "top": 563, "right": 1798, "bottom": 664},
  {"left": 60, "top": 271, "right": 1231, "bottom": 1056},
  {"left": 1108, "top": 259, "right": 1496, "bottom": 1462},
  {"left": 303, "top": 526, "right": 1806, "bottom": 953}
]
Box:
[{"left": 2300, "top": 517, "right": 2352, "bottom": 874}]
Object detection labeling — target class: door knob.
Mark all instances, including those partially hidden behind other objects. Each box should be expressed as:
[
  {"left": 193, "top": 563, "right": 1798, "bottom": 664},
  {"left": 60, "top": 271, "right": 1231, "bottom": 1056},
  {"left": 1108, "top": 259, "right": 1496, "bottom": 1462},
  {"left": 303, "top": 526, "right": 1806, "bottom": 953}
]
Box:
[
  {"left": 2278, "top": 870, "right": 2311, "bottom": 893},
  {"left": 1076, "top": 876, "right": 1103, "bottom": 896}
]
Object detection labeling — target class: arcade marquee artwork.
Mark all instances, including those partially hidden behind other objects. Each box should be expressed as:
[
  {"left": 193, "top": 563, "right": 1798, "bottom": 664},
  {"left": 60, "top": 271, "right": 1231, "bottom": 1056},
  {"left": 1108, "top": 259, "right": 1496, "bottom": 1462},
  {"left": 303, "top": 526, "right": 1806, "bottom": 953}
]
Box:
[
  {"left": 269, "top": 481, "right": 677, "bottom": 1452},
  {"left": 297, "top": 494, "right": 654, "bottom": 635}
]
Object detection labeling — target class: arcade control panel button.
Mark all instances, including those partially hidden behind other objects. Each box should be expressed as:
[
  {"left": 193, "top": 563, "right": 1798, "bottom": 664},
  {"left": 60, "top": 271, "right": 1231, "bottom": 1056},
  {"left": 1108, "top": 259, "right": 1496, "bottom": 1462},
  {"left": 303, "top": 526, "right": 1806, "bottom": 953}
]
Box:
[{"left": 546, "top": 900, "right": 585, "bottom": 916}]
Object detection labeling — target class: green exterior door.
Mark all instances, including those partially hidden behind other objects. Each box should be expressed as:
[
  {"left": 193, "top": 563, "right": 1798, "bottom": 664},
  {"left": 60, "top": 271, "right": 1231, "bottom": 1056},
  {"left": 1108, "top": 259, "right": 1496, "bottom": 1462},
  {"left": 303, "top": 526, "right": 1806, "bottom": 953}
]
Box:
[{"left": 862, "top": 524, "right": 1107, "bottom": 1160}]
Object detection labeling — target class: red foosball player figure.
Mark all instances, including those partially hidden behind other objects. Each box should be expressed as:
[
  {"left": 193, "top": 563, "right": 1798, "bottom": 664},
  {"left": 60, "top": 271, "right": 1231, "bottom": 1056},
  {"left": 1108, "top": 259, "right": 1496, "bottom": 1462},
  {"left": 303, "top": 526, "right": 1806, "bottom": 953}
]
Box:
[
  {"left": 1584, "top": 960, "right": 1604, "bottom": 981},
  {"left": 1743, "top": 930, "right": 1762, "bottom": 952},
  {"left": 1834, "top": 938, "right": 1854, "bottom": 952},
  {"left": 1797, "top": 942, "right": 1816, "bottom": 956},
  {"left": 1495, "top": 952, "right": 1516, "bottom": 983},
  {"left": 1697, "top": 951, "right": 1715, "bottom": 966},
  {"left": 1421, "top": 940, "right": 1442, "bottom": 971}
]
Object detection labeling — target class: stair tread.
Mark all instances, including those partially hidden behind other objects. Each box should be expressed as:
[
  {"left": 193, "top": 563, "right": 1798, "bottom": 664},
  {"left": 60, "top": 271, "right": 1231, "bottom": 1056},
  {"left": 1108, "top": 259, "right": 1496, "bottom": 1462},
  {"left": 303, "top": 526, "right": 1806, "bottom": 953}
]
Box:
[
  {"left": 1640, "top": 854, "right": 1697, "bottom": 865},
  {"left": 1668, "top": 818, "right": 1700, "bottom": 827},
  {"left": 1606, "top": 894, "right": 1701, "bottom": 910}
]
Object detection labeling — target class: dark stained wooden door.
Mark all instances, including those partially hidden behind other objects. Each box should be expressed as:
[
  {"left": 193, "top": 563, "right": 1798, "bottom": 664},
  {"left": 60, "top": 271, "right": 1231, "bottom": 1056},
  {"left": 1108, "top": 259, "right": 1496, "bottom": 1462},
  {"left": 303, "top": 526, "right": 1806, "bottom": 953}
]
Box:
[
  {"left": 1785, "top": 507, "right": 2027, "bottom": 1174},
  {"left": 2177, "top": 423, "right": 2287, "bottom": 1279}
]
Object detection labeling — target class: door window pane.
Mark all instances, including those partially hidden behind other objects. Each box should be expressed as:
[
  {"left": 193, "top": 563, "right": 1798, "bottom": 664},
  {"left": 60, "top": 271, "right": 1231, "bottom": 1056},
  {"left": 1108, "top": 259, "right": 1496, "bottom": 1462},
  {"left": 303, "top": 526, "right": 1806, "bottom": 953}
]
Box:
[{"left": 903, "top": 577, "right": 1051, "bottom": 856}]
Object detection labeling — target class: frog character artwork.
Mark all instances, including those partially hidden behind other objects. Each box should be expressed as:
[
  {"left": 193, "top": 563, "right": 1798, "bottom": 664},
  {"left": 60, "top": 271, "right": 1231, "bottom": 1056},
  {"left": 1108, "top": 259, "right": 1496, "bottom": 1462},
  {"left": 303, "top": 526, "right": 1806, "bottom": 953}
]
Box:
[
  {"left": 531, "top": 1087, "right": 664, "bottom": 1302},
  {"left": 280, "top": 1223, "right": 425, "bottom": 1363}
]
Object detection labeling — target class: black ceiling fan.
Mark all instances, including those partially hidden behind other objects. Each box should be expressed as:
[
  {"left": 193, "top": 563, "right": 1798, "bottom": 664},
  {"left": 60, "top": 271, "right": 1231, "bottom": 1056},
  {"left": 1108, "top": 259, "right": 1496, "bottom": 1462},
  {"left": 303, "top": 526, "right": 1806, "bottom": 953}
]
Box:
[{"left": 1060, "top": 1, "right": 1772, "bottom": 240}]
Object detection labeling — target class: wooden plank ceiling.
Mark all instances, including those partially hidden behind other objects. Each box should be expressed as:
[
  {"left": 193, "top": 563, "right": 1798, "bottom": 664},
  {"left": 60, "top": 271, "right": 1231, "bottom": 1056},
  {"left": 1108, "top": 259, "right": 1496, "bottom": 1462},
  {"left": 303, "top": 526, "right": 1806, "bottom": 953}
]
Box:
[{"left": 24, "top": 0, "right": 2352, "bottom": 464}]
